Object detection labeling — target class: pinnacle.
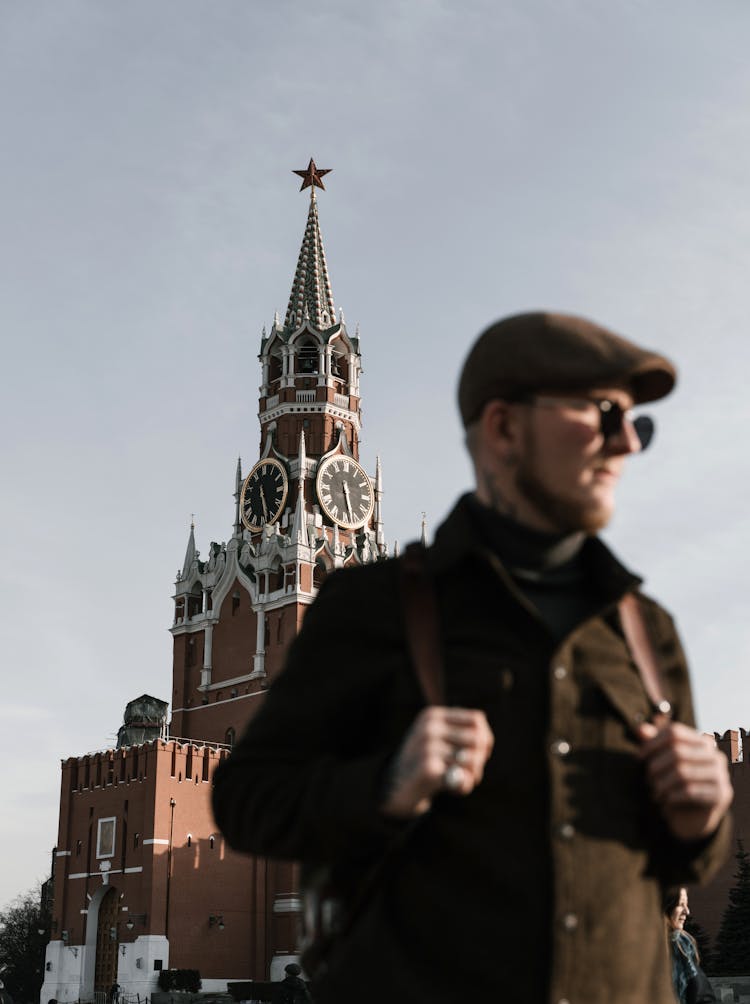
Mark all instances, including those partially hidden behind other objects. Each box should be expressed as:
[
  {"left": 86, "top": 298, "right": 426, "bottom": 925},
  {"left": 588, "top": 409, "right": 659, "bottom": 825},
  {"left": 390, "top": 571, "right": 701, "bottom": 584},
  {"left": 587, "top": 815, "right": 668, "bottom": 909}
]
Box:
[{"left": 284, "top": 190, "right": 336, "bottom": 332}]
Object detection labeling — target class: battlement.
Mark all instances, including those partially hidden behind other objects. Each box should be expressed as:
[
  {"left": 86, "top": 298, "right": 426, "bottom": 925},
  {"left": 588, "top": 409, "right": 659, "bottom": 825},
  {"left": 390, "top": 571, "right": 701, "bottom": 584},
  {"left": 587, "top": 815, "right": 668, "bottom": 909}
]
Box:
[
  {"left": 714, "top": 728, "right": 745, "bottom": 764},
  {"left": 62, "top": 737, "right": 231, "bottom": 792}
]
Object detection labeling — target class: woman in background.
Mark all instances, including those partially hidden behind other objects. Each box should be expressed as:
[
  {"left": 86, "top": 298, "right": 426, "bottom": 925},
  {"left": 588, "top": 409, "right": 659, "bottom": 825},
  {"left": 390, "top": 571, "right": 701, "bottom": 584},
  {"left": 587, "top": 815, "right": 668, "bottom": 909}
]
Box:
[{"left": 664, "top": 887, "right": 716, "bottom": 1004}]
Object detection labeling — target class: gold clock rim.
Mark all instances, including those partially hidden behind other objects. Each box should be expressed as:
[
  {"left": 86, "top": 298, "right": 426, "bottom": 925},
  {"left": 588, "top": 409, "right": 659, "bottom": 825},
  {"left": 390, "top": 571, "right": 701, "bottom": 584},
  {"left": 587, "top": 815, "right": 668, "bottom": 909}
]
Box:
[
  {"left": 240, "top": 457, "right": 289, "bottom": 533},
  {"left": 315, "top": 454, "right": 374, "bottom": 530}
]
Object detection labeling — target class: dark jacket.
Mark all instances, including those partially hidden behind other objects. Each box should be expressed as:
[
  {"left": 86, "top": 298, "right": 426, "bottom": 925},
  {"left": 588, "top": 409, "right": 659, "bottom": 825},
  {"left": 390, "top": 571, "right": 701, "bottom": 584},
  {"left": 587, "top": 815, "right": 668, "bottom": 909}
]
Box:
[
  {"left": 278, "top": 974, "right": 313, "bottom": 1004},
  {"left": 213, "top": 495, "right": 731, "bottom": 1004}
]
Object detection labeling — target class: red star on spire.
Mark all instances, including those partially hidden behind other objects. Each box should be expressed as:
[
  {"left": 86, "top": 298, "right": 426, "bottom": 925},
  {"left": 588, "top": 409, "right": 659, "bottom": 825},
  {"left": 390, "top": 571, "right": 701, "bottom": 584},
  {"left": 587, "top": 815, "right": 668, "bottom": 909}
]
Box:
[{"left": 293, "top": 158, "right": 332, "bottom": 192}]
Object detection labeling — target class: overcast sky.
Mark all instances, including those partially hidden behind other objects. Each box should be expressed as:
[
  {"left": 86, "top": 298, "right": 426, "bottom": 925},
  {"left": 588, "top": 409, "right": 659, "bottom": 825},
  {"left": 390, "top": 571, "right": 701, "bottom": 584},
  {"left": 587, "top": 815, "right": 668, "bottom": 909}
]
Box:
[{"left": 2, "top": 0, "right": 750, "bottom": 909}]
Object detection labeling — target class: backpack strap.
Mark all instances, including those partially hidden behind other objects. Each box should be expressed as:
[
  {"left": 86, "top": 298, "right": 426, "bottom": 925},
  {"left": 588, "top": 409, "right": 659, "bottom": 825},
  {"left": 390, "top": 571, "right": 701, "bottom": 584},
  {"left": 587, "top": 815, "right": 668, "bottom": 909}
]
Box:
[
  {"left": 399, "top": 543, "right": 445, "bottom": 706},
  {"left": 618, "top": 592, "right": 672, "bottom": 724}
]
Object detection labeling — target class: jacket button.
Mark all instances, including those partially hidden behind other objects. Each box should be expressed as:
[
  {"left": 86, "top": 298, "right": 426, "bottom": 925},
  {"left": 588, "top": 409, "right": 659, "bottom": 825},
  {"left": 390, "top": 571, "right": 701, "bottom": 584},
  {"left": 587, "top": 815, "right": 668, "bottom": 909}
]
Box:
[
  {"left": 557, "top": 822, "right": 575, "bottom": 841},
  {"left": 553, "top": 665, "right": 567, "bottom": 680},
  {"left": 561, "top": 912, "right": 578, "bottom": 932},
  {"left": 551, "top": 739, "right": 571, "bottom": 757}
]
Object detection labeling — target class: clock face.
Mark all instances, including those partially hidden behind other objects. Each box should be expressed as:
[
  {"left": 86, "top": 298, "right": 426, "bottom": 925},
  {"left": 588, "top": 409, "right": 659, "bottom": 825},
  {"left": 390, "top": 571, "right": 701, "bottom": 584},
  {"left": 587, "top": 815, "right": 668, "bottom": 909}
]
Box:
[
  {"left": 240, "top": 458, "right": 288, "bottom": 532},
  {"left": 316, "top": 455, "right": 374, "bottom": 529}
]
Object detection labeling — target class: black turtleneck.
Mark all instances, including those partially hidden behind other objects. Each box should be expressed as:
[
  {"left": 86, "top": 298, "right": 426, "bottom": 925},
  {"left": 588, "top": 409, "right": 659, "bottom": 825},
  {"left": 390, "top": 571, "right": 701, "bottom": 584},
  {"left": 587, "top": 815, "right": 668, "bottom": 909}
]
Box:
[{"left": 467, "top": 494, "right": 601, "bottom": 641}]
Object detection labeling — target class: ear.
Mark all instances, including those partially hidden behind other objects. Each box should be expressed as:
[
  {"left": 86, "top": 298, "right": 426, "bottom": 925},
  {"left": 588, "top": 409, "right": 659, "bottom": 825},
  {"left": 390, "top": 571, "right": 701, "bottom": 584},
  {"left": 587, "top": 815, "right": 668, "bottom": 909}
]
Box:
[{"left": 478, "top": 399, "right": 522, "bottom": 460}]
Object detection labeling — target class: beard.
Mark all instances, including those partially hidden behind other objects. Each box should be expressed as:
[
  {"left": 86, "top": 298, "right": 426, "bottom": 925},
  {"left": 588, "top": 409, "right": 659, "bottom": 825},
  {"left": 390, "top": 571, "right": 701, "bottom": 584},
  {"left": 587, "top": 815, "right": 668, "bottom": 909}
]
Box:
[{"left": 515, "top": 449, "right": 613, "bottom": 535}]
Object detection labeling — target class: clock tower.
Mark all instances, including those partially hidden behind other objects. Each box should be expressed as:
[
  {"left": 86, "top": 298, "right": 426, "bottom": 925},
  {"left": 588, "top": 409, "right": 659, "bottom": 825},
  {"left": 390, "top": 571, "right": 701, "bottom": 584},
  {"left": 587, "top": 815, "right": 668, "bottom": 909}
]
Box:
[{"left": 170, "top": 157, "right": 386, "bottom": 747}]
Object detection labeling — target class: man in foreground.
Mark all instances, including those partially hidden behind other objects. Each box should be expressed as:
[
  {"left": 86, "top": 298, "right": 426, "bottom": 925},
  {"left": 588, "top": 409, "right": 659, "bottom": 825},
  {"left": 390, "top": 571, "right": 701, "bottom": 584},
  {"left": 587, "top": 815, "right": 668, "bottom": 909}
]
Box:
[{"left": 213, "top": 312, "right": 732, "bottom": 1004}]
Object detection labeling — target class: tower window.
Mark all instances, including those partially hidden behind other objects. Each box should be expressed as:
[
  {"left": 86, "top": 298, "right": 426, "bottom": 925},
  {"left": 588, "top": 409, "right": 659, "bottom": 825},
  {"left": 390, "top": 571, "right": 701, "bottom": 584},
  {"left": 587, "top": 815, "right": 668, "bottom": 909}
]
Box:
[
  {"left": 331, "top": 350, "right": 349, "bottom": 382},
  {"left": 268, "top": 351, "right": 282, "bottom": 385},
  {"left": 96, "top": 817, "right": 116, "bottom": 859},
  {"left": 298, "top": 340, "right": 318, "bottom": 374}
]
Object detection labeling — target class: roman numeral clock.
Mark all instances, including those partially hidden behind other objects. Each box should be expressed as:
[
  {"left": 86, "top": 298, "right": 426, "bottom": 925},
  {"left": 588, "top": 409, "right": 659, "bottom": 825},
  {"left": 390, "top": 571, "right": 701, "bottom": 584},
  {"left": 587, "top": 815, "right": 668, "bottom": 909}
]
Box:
[
  {"left": 239, "top": 458, "right": 289, "bottom": 532},
  {"left": 315, "top": 455, "right": 374, "bottom": 530}
]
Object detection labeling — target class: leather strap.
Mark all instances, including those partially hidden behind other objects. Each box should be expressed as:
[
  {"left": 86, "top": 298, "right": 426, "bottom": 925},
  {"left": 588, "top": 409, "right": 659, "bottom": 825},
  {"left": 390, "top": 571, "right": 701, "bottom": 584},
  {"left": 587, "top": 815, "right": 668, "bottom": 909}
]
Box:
[
  {"left": 618, "top": 593, "right": 672, "bottom": 722},
  {"left": 400, "top": 543, "right": 445, "bottom": 706},
  {"left": 400, "top": 552, "right": 667, "bottom": 727}
]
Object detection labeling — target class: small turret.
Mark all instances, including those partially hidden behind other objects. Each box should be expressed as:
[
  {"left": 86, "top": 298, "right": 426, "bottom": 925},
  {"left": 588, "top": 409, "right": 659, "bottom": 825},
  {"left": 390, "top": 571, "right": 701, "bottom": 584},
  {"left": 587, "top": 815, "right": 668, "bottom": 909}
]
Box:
[
  {"left": 116, "top": 694, "right": 169, "bottom": 749},
  {"left": 374, "top": 455, "right": 385, "bottom": 555},
  {"left": 181, "top": 519, "right": 198, "bottom": 580},
  {"left": 291, "top": 431, "right": 307, "bottom": 545},
  {"left": 233, "top": 457, "right": 243, "bottom": 538}
]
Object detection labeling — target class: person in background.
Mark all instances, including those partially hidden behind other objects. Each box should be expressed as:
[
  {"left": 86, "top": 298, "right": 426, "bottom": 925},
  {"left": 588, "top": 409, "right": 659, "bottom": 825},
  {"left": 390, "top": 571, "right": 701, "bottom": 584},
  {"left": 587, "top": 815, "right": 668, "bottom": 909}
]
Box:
[
  {"left": 664, "top": 887, "right": 716, "bottom": 1004},
  {"left": 279, "top": 963, "right": 312, "bottom": 1004}
]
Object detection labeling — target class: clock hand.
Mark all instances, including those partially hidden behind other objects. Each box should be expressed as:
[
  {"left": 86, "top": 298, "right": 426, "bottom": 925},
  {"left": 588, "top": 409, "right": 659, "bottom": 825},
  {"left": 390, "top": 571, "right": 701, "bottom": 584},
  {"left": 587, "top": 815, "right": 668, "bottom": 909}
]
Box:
[
  {"left": 259, "top": 485, "right": 269, "bottom": 520},
  {"left": 342, "top": 481, "right": 354, "bottom": 523}
]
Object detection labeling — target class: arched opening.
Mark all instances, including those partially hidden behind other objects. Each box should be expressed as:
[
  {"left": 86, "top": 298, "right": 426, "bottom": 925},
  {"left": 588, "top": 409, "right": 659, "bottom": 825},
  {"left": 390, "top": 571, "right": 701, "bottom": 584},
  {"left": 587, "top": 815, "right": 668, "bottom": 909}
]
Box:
[
  {"left": 268, "top": 561, "right": 284, "bottom": 593},
  {"left": 313, "top": 560, "right": 328, "bottom": 590},
  {"left": 268, "top": 347, "right": 283, "bottom": 385},
  {"left": 81, "top": 885, "right": 120, "bottom": 1001},
  {"left": 331, "top": 346, "right": 349, "bottom": 383},
  {"left": 297, "top": 338, "right": 319, "bottom": 374},
  {"left": 187, "top": 584, "right": 202, "bottom": 619}
]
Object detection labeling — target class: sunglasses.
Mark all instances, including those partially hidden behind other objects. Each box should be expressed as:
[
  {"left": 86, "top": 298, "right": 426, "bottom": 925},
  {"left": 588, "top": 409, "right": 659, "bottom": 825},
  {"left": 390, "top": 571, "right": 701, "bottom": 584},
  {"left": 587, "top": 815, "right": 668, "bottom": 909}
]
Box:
[{"left": 525, "top": 396, "right": 655, "bottom": 451}]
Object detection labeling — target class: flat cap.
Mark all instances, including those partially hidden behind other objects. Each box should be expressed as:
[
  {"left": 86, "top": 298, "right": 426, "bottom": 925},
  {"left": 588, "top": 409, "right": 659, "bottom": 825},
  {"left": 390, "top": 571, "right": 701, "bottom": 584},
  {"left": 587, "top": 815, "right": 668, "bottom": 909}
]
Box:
[
  {"left": 458, "top": 311, "right": 677, "bottom": 426},
  {"left": 284, "top": 964, "right": 302, "bottom": 976}
]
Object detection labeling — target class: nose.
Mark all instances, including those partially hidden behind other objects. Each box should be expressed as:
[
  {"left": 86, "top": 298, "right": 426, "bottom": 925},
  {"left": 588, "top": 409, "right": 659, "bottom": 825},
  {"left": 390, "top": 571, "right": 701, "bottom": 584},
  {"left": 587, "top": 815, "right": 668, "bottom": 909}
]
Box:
[{"left": 604, "top": 416, "right": 642, "bottom": 456}]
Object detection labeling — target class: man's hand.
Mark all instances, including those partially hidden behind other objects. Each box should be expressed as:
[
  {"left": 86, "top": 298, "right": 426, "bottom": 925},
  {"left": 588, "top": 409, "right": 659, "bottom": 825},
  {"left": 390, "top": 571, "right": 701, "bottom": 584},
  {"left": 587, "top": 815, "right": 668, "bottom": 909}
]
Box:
[
  {"left": 380, "top": 707, "right": 495, "bottom": 818},
  {"left": 638, "top": 721, "right": 733, "bottom": 841}
]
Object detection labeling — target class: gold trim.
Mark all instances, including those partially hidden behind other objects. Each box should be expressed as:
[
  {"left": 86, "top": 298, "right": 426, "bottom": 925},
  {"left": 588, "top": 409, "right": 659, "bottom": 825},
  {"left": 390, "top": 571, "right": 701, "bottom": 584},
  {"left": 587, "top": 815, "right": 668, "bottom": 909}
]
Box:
[
  {"left": 315, "top": 455, "right": 374, "bottom": 530},
  {"left": 240, "top": 458, "right": 289, "bottom": 532}
]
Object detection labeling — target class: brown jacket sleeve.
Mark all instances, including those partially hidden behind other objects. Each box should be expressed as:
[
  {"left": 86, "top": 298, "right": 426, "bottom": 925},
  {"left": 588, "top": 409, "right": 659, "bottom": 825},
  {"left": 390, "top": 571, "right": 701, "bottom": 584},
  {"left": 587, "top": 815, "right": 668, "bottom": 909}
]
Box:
[
  {"left": 641, "top": 597, "right": 733, "bottom": 887},
  {"left": 211, "top": 562, "right": 413, "bottom": 863}
]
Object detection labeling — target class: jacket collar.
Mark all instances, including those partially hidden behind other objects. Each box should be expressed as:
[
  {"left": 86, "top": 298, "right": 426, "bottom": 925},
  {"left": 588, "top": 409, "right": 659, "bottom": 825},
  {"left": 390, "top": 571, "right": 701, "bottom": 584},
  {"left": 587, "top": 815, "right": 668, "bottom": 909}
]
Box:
[{"left": 429, "top": 493, "right": 642, "bottom": 610}]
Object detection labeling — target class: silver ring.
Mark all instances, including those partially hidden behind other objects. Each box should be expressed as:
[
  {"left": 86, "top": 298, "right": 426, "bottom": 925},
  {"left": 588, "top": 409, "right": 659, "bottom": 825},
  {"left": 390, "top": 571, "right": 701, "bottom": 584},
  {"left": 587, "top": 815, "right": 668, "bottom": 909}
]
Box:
[
  {"left": 454, "top": 747, "right": 470, "bottom": 766},
  {"left": 444, "top": 764, "right": 464, "bottom": 791}
]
